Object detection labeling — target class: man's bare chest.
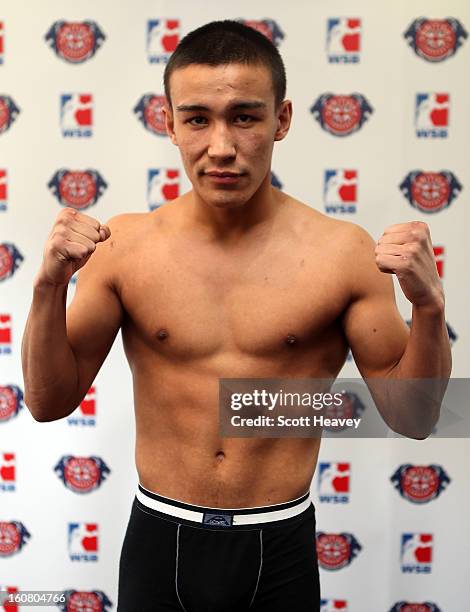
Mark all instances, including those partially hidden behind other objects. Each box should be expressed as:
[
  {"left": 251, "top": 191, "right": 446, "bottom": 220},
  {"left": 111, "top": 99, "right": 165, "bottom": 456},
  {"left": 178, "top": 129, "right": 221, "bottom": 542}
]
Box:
[{"left": 117, "top": 236, "right": 351, "bottom": 359}]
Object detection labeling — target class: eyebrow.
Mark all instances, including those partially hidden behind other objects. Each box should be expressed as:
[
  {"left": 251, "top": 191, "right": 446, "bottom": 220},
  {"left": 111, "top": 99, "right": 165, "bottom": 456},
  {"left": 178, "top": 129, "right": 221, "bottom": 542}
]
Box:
[{"left": 175, "top": 101, "right": 267, "bottom": 112}]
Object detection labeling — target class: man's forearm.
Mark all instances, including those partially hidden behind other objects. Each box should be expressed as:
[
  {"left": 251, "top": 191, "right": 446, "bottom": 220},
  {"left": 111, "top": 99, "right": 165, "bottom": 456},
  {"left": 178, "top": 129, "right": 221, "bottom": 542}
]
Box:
[
  {"left": 379, "top": 302, "right": 452, "bottom": 438},
  {"left": 21, "top": 280, "right": 80, "bottom": 421},
  {"left": 392, "top": 301, "right": 452, "bottom": 380}
]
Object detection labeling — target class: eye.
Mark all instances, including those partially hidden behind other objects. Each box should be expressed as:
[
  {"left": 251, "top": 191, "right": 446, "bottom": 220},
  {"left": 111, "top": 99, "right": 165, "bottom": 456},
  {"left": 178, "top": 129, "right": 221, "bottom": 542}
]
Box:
[
  {"left": 235, "top": 114, "right": 255, "bottom": 123},
  {"left": 187, "top": 116, "right": 207, "bottom": 126}
]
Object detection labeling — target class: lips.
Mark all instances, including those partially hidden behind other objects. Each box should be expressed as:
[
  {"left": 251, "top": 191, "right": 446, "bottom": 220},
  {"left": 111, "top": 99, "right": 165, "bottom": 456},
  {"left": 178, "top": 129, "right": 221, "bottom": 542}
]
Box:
[
  {"left": 205, "top": 171, "right": 242, "bottom": 177},
  {"left": 203, "top": 170, "right": 245, "bottom": 185}
]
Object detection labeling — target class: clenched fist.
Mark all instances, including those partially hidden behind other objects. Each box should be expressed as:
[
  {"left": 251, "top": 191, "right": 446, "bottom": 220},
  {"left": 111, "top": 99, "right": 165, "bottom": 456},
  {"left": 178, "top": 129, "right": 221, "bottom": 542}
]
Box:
[
  {"left": 35, "top": 207, "right": 111, "bottom": 287},
  {"left": 375, "top": 221, "right": 444, "bottom": 310}
]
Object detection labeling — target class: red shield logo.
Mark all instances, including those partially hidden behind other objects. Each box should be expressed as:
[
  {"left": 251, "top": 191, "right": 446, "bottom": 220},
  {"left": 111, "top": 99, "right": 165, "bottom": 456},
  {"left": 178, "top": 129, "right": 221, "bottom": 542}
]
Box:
[
  {"left": 416, "top": 20, "right": 457, "bottom": 62},
  {"left": 57, "top": 22, "right": 94, "bottom": 62},
  {"left": 144, "top": 95, "right": 167, "bottom": 135}
]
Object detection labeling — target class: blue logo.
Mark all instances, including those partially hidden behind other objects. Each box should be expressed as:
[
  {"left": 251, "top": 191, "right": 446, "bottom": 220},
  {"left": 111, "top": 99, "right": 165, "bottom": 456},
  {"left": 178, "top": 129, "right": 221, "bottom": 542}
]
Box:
[
  {"left": 68, "top": 523, "right": 98, "bottom": 561},
  {"left": 326, "top": 18, "right": 361, "bottom": 63},
  {"left": 60, "top": 94, "right": 93, "bottom": 137},
  {"left": 415, "top": 94, "right": 449, "bottom": 138},
  {"left": 318, "top": 462, "right": 350, "bottom": 503},
  {"left": 401, "top": 533, "right": 433, "bottom": 573},
  {"left": 324, "top": 170, "right": 357, "bottom": 213},
  {"left": 147, "top": 19, "right": 180, "bottom": 63},
  {"left": 148, "top": 169, "right": 180, "bottom": 210}
]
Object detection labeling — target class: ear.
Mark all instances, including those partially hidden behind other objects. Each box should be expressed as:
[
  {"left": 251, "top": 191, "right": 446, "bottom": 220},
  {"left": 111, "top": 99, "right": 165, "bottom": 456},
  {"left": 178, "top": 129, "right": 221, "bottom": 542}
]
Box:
[
  {"left": 162, "top": 104, "right": 178, "bottom": 145},
  {"left": 274, "top": 99, "right": 292, "bottom": 142}
]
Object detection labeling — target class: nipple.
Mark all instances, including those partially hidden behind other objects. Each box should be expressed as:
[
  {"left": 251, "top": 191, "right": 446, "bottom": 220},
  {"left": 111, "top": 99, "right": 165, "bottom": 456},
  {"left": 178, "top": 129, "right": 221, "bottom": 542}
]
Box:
[{"left": 156, "top": 329, "right": 169, "bottom": 341}]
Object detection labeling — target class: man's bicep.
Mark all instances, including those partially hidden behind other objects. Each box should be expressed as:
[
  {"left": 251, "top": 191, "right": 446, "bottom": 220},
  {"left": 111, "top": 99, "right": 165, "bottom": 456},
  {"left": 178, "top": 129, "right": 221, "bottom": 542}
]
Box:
[
  {"left": 343, "top": 279, "right": 409, "bottom": 377},
  {"left": 65, "top": 237, "right": 124, "bottom": 407},
  {"left": 342, "top": 232, "right": 409, "bottom": 378}
]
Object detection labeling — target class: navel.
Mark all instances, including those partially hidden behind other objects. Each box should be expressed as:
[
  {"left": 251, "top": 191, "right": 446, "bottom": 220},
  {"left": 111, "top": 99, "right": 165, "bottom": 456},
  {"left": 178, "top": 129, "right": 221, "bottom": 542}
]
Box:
[
  {"left": 215, "top": 450, "right": 225, "bottom": 462},
  {"left": 285, "top": 334, "right": 298, "bottom": 346}
]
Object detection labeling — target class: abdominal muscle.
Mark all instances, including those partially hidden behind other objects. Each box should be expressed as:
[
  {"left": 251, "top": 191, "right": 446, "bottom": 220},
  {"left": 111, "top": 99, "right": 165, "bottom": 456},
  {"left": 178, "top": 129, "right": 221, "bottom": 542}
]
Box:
[{"left": 129, "top": 352, "right": 326, "bottom": 509}]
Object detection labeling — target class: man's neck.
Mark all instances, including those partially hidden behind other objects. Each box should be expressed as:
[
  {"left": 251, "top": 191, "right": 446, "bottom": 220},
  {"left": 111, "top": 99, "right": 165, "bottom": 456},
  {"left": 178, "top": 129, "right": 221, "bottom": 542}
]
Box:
[{"left": 185, "top": 175, "right": 283, "bottom": 242}]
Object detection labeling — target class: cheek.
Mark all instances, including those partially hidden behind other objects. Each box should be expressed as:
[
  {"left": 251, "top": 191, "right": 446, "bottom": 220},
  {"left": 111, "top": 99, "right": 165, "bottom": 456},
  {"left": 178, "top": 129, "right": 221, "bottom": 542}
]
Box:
[
  {"left": 243, "top": 131, "right": 274, "bottom": 161},
  {"left": 177, "top": 137, "right": 205, "bottom": 168}
]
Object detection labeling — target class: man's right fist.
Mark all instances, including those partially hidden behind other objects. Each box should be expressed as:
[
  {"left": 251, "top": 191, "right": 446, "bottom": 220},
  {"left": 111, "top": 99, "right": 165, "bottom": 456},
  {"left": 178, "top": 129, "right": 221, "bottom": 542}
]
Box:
[{"left": 35, "top": 208, "right": 111, "bottom": 287}]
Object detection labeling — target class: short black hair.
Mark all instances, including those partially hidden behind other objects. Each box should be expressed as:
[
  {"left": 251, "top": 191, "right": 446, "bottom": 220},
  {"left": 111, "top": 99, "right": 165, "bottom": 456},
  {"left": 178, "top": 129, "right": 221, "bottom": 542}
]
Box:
[{"left": 163, "top": 20, "right": 286, "bottom": 109}]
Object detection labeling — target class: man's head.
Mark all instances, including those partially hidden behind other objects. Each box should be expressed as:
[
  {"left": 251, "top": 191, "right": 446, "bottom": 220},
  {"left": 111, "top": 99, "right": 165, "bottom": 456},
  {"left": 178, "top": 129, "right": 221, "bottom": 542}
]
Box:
[
  {"left": 164, "top": 20, "right": 286, "bottom": 111},
  {"left": 162, "top": 20, "right": 292, "bottom": 210}
]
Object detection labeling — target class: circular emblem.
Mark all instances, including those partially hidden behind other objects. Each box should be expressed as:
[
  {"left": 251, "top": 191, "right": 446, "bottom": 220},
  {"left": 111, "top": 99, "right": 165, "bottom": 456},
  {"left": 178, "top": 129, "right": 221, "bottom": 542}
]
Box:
[
  {"left": 0, "top": 98, "right": 9, "bottom": 133},
  {"left": 59, "top": 172, "right": 97, "bottom": 209},
  {"left": 317, "top": 533, "right": 350, "bottom": 570},
  {"left": 64, "top": 457, "right": 100, "bottom": 493},
  {"left": 323, "top": 96, "right": 361, "bottom": 135},
  {"left": 411, "top": 172, "right": 450, "bottom": 213},
  {"left": 68, "top": 591, "right": 102, "bottom": 612},
  {"left": 323, "top": 392, "right": 357, "bottom": 431},
  {"left": 0, "top": 244, "right": 13, "bottom": 281},
  {"left": 57, "top": 22, "right": 94, "bottom": 63},
  {"left": 417, "top": 20, "right": 456, "bottom": 62},
  {"left": 0, "top": 522, "right": 20, "bottom": 556},
  {"left": 0, "top": 386, "right": 17, "bottom": 421},
  {"left": 144, "top": 95, "right": 167, "bottom": 135},
  {"left": 243, "top": 20, "right": 273, "bottom": 41},
  {"left": 402, "top": 466, "right": 439, "bottom": 503}
]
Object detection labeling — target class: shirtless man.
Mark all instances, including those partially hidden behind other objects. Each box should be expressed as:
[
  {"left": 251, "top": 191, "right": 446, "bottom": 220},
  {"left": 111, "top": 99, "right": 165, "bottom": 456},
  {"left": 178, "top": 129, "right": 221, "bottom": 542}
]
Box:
[{"left": 22, "top": 20, "right": 451, "bottom": 612}]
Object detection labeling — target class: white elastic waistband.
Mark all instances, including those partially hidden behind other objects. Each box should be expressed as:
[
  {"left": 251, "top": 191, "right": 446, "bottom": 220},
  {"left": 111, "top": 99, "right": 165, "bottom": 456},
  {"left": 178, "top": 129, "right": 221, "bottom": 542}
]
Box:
[{"left": 136, "top": 485, "right": 312, "bottom": 526}]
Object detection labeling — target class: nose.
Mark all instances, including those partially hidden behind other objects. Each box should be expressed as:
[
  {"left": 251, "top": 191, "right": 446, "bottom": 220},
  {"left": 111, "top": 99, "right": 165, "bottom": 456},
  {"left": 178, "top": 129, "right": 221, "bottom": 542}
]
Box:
[{"left": 207, "top": 122, "right": 236, "bottom": 160}]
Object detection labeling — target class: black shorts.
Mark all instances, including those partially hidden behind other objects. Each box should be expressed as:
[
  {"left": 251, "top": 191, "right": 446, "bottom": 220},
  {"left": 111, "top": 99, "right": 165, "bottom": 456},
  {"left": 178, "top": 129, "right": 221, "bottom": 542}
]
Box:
[{"left": 117, "top": 484, "right": 320, "bottom": 611}]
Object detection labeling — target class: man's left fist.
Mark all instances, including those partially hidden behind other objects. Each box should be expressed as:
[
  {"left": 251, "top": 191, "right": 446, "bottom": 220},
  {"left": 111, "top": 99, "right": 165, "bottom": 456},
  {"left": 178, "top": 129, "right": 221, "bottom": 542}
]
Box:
[{"left": 375, "top": 221, "right": 444, "bottom": 309}]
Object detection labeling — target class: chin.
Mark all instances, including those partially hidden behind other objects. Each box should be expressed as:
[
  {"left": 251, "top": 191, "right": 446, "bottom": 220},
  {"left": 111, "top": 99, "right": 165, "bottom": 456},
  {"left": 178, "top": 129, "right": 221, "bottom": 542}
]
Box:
[
  {"left": 211, "top": 197, "right": 248, "bottom": 210},
  {"left": 201, "top": 189, "right": 251, "bottom": 209}
]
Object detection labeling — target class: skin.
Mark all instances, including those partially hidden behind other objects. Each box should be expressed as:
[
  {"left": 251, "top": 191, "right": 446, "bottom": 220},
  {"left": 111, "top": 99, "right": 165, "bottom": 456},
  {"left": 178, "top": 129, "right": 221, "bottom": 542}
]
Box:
[{"left": 22, "top": 62, "right": 451, "bottom": 507}]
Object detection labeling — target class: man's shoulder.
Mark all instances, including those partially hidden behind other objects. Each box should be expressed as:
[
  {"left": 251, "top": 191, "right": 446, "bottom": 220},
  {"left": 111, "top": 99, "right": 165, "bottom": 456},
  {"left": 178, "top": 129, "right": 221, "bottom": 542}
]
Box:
[
  {"left": 103, "top": 209, "right": 166, "bottom": 249},
  {"left": 106, "top": 200, "right": 181, "bottom": 232},
  {"left": 282, "top": 194, "right": 374, "bottom": 247},
  {"left": 105, "top": 211, "right": 150, "bottom": 232}
]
